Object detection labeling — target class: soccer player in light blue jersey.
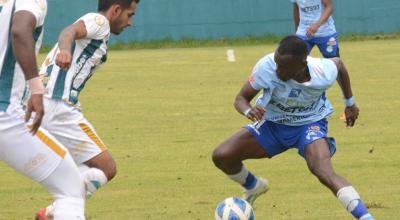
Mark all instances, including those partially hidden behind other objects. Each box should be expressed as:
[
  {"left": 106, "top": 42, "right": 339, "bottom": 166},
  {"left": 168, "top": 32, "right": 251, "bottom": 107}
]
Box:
[
  {"left": 212, "top": 36, "right": 374, "bottom": 220},
  {"left": 292, "top": 0, "right": 340, "bottom": 58}
]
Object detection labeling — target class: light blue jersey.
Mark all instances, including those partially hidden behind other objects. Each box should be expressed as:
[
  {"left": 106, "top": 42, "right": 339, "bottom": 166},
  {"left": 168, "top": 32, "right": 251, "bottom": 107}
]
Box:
[
  {"left": 292, "top": 0, "right": 336, "bottom": 37},
  {"left": 249, "top": 53, "right": 338, "bottom": 126}
]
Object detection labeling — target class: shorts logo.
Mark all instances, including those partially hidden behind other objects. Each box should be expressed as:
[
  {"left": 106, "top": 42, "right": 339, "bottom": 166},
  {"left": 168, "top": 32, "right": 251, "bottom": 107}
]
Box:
[
  {"left": 326, "top": 37, "right": 336, "bottom": 53},
  {"left": 306, "top": 125, "right": 322, "bottom": 141},
  {"left": 24, "top": 153, "right": 47, "bottom": 172},
  {"left": 288, "top": 88, "right": 302, "bottom": 98}
]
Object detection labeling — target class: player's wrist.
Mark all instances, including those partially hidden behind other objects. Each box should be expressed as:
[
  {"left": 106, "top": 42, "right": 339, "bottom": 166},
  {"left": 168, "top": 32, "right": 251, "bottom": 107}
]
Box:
[
  {"left": 344, "top": 96, "right": 355, "bottom": 107},
  {"left": 28, "top": 76, "right": 45, "bottom": 95},
  {"left": 243, "top": 107, "right": 252, "bottom": 117}
]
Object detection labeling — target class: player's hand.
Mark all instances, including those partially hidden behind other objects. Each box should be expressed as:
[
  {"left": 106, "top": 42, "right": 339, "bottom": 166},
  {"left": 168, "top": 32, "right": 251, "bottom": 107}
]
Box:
[
  {"left": 56, "top": 50, "right": 72, "bottom": 69},
  {"left": 25, "top": 93, "right": 44, "bottom": 135},
  {"left": 245, "top": 106, "right": 266, "bottom": 122},
  {"left": 306, "top": 22, "right": 320, "bottom": 37},
  {"left": 344, "top": 105, "right": 359, "bottom": 128}
]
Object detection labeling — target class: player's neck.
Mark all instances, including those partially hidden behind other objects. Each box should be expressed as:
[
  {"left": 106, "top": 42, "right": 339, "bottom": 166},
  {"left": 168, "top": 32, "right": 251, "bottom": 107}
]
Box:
[{"left": 293, "top": 66, "right": 311, "bottom": 83}]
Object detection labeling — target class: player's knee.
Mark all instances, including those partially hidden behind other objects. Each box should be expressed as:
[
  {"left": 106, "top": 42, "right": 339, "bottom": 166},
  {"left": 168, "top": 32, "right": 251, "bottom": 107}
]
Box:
[
  {"left": 212, "top": 145, "right": 234, "bottom": 169},
  {"left": 103, "top": 159, "right": 117, "bottom": 181},
  {"left": 309, "top": 165, "right": 335, "bottom": 185}
]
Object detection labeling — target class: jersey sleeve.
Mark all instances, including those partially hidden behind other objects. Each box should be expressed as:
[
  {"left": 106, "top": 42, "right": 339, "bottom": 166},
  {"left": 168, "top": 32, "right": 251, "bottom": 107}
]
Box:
[
  {"left": 15, "top": 0, "right": 47, "bottom": 27},
  {"left": 79, "top": 13, "right": 110, "bottom": 40},
  {"left": 248, "top": 55, "right": 276, "bottom": 91},
  {"left": 321, "top": 59, "right": 338, "bottom": 87}
]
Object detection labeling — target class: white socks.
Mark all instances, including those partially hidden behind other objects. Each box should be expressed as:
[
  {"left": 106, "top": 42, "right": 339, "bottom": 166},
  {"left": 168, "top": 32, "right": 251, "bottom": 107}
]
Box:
[
  {"left": 228, "top": 166, "right": 249, "bottom": 185},
  {"left": 79, "top": 165, "right": 108, "bottom": 198},
  {"left": 337, "top": 186, "right": 372, "bottom": 219}
]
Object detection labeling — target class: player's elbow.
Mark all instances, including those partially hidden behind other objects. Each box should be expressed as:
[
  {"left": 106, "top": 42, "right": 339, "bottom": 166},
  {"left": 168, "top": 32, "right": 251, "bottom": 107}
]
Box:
[{"left": 11, "top": 25, "right": 28, "bottom": 43}]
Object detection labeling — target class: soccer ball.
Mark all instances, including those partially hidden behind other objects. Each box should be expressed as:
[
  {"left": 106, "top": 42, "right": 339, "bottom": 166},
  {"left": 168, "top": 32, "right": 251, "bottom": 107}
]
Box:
[{"left": 215, "top": 197, "right": 255, "bottom": 220}]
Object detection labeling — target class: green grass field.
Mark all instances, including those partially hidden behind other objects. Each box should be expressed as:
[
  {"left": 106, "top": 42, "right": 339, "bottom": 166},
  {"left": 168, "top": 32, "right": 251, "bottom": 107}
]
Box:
[{"left": 0, "top": 39, "right": 399, "bottom": 219}]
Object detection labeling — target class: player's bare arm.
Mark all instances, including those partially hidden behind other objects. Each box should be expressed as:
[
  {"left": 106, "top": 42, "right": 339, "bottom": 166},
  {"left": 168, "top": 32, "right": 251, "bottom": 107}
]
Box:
[
  {"left": 293, "top": 3, "right": 300, "bottom": 31},
  {"left": 12, "top": 11, "right": 44, "bottom": 134},
  {"left": 307, "top": 0, "right": 334, "bottom": 37},
  {"left": 234, "top": 82, "right": 265, "bottom": 122},
  {"left": 56, "top": 20, "right": 88, "bottom": 69},
  {"left": 331, "top": 57, "right": 359, "bottom": 127}
]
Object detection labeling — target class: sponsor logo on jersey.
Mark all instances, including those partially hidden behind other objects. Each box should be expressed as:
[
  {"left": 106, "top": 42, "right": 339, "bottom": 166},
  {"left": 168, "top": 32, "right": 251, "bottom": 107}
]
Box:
[
  {"left": 95, "top": 15, "right": 106, "bottom": 26},
  {"left": 300, "top": 4, "right": 320, "bottom": 13},
  {"left": 289, "top": 88, "right": 302, "bottom": 98}
]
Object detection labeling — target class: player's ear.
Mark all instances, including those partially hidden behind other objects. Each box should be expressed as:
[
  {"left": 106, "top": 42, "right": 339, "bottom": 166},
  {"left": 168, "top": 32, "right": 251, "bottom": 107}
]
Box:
[{"left": 110, "top": 4, "right": 122, "bottom": 19}]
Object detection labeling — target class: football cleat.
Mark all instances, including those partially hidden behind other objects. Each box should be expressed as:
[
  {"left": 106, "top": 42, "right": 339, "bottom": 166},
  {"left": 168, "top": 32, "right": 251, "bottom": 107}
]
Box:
[
  {"left": 35, "top": 208, "right": 48, "bottom": 220},
  {"left": 242, "top": 177, "right": 269, "bottom": 205}
]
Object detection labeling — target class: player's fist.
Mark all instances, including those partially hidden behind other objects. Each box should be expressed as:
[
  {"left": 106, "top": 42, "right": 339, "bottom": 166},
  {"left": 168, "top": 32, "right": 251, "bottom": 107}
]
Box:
[
  {"left": 344, "top": 105, "right": 359, "bottom": 127},
  {"left": 25, "top": 93, "right": 44, "bottom": 135},
  {"left": 56, "top": 50, "right": 72, "bottom": 69},
  {"left": 306, "top": 22, "right": 321, "bottom": 38},
  {"left": 245, "top": 106, "right": 266, "bottom": 122}
]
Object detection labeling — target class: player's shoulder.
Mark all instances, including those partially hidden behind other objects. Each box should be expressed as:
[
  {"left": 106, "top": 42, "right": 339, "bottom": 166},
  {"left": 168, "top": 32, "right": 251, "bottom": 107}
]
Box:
[
  {"left": 77, "top": 12, "right": 110, "bottom": 40},
  {"left": 78, "top": 12, "right": 109, "bottom": 27},
  {"left": 254, "top": 53, "right": 276, "bottom": 72},
  {"left": 307, "top": 56, "right": 338, "bottom": 87},
  {"left": 15, "top": 0, "right": 47, "bottom": 26},
  {"left": 250, "top": 53, "right": 279, "bottom": 87}
]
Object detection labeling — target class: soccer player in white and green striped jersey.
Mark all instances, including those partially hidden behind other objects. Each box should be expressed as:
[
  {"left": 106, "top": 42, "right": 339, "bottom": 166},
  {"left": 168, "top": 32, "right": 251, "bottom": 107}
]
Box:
[
  {"left": 1, "top": 0, "right": 86, "bottom": 219},
  {"left": 35, "top": 0, "right": 140, "bottom": 219}
]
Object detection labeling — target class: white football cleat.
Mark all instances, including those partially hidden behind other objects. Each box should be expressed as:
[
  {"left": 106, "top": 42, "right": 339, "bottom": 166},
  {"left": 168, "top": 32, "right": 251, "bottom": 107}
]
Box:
[{"left": 242, "top": 177, "right": 269, "bottom": 205}]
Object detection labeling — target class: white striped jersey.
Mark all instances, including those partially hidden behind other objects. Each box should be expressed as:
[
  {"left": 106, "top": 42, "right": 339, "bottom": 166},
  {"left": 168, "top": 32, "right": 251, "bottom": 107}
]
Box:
[
  {"left": 0, "top": 0, "right": 47, "bottom": 113},
  {"left": 40, "top": 13, "right": 110, "bottom": 106}
]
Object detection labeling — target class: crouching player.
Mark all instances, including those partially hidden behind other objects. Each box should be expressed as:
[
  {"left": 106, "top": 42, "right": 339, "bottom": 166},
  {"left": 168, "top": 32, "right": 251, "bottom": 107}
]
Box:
[{"left": 212, "top": 36, "right": 374, "bottom": 220}]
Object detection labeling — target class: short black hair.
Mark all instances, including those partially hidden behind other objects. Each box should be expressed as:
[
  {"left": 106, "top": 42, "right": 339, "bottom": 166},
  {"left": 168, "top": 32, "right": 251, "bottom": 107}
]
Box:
[
  {"left": 98, "top": 0, "right": 140, "bottom": 12},
  {"left": 277, "top": 35, "right": 308, "bottom": 58}
]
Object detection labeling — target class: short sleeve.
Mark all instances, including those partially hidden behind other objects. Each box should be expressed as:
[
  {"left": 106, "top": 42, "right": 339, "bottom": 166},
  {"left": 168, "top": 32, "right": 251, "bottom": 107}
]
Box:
[
  {"left": 322, "top": 59, "right": 338, "bottom": 86},
  {"left": 248, "top": 54, "right": 277, "bottom": 91},
  {"left": 15, "top": 0, "right": 47, "bottom": 27},
  {"left": 79, "top": 13, "right": 110, "bottom": 40}
]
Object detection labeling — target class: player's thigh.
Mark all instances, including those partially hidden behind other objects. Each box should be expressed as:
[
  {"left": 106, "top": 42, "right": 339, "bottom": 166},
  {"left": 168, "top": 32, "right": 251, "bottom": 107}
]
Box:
[
  {"left": 52, "top": 119, "right": 108, "bottom": 165},
  {"left": 304, "top": 138, "right": 334, "bottom": 172},
  {"left": 214, "top": 128, "right": 269, "bottom": 161},
  {"left": 41, "top": 100, "right": 107, "bottom": 164},
  {"left": 84, "top": 150, "right": 116, "bottom": 175},
  {"left": 0, "top": 113, "right": 66, "bottom": 182},
  {"left": 40, "top": 153, "right": 85, "bottom": 199}
]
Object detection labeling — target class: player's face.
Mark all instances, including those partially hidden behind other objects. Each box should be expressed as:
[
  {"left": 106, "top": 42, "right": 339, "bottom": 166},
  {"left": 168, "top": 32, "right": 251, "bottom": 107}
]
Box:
[
  {"left": 274, "top": 51, "right": 307, "bottom": 82},
  {"left": 110, "top": 1, "right": 137, "bottom": 35}
]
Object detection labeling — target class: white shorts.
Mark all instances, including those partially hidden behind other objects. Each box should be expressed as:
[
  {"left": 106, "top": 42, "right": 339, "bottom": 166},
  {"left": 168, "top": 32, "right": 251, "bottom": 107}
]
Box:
[
  {"left": 41, "top": 98, "right": 107, "bottom": 164},
  {"left": 0, "top": 111, "right": 66, "bottom": 182}
]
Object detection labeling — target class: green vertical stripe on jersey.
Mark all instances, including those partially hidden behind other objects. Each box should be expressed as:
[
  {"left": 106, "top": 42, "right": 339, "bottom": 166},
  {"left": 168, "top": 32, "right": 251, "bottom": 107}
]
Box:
[
  {"left": 51, "top": 42, "right": 76, "bottom": 100},
  {"left": 68, "top": 39, "right": 103, "bottom": 104},
  {"left": 0, "top": 6, "right": 3, "bottom": 13},
  {"left": 0, "top": 2, "right": 15, "bottom": 111},
  {"left": 51, "top": 68, "right": 68, "bottom": 100}
]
